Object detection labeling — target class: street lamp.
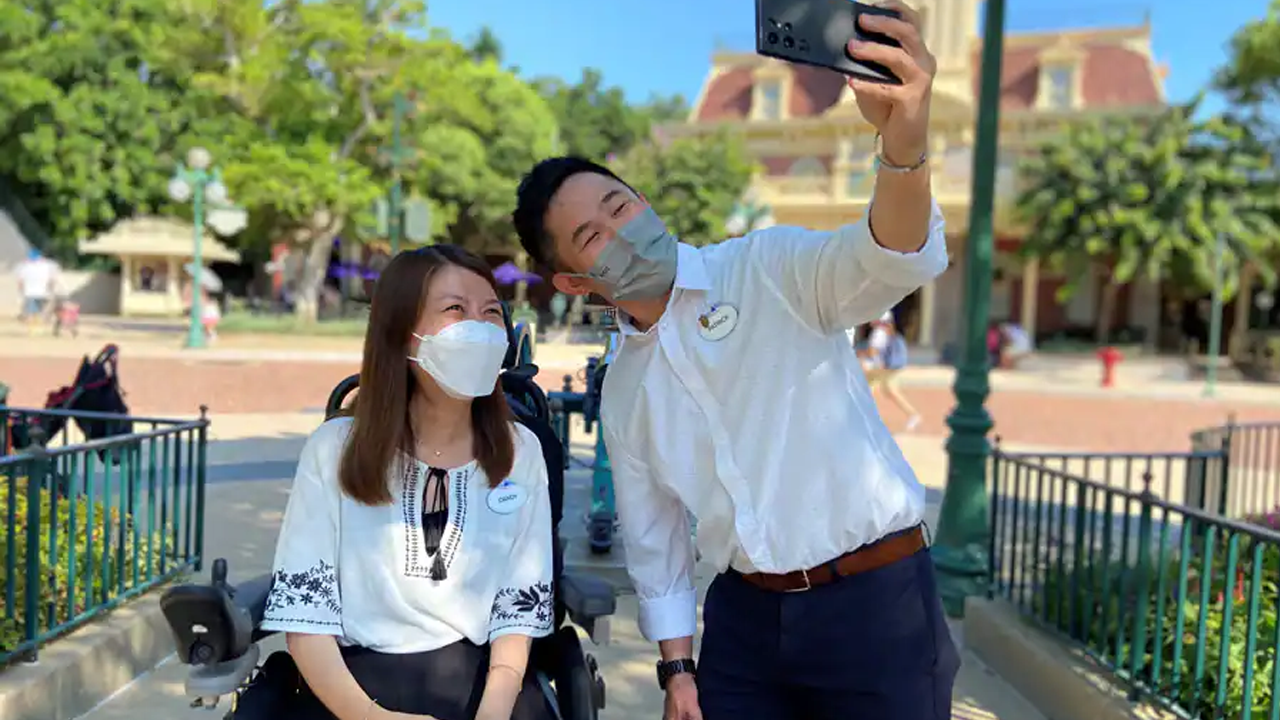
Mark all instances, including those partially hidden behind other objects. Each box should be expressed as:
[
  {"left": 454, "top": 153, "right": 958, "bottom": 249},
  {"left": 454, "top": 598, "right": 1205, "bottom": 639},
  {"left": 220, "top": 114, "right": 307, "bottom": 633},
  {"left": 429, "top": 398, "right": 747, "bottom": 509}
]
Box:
[
  {"left": 169, "top": 147, "right": 246, "bottom": 349},
  {"left": 930, "top": 0, "right": 1007, "bottom": 617}
]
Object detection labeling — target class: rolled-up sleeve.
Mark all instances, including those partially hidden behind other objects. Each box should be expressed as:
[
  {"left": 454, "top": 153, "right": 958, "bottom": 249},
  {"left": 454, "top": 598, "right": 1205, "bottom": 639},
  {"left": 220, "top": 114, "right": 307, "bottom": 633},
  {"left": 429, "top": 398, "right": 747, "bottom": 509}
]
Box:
[
  {"left": 489, "top": 438, "right": 555, "bottom": 641},
  {"left": 604, "top": 428, "right": 697, "bottom": 642},
  {"left": 750, "top": 199, "right": 948, "bottom": 334},
  {"left": 261, "top": 423, "right": 343, "bottom": 635}
]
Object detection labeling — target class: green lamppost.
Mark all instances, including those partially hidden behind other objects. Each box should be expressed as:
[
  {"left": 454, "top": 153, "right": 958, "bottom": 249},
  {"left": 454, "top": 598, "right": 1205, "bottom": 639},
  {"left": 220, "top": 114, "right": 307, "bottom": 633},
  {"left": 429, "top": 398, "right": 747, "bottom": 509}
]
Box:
[
  {"left": 169, "top": 147, "right": 245, "bottom": 350},
  {"left": 930, "top": 0, "right": 1007, "bottom": 617},
  {"left": 1204, "top": 232, "right": 1226, "bottom": 397}
]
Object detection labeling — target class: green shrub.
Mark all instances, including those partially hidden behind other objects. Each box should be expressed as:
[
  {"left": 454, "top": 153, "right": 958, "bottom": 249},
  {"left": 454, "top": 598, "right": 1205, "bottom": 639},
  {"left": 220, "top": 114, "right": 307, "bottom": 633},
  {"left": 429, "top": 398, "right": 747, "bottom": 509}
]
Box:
[
  {"left": 1034, "top": 533, "right": 1280, "bottom": 718},
  {"left": 0, "top": 475, "right": 171, "bottom": 656}
]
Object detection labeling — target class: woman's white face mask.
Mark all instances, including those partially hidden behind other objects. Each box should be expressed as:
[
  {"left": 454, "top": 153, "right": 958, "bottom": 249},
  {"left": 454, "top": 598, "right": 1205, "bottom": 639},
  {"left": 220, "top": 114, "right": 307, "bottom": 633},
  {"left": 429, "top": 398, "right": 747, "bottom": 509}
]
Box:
[{"left": 408, "top": 320, "right": 508, "bottom": 399}]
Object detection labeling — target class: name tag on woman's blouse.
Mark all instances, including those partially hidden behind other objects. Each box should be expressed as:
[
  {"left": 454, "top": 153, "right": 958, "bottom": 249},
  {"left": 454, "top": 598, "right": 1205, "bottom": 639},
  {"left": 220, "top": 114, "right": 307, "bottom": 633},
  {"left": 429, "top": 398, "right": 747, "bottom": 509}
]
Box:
[{"left": 487, "top": 480, "right": 527, "bottom": 514}]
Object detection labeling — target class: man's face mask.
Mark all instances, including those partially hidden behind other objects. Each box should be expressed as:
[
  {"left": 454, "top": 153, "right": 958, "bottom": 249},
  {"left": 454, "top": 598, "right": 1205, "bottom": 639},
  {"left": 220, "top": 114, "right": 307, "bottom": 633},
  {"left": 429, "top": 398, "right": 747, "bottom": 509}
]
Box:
[{"left": 568, "top": 207, "right": 678, "bottom": 302}]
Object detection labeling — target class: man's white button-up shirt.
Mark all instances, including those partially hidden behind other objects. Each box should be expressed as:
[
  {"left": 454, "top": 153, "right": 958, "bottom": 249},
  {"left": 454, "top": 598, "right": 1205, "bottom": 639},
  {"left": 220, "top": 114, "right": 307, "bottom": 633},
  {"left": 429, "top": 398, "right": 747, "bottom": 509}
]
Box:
[{"left": 599, "top": 203, "right": 949, "bottom": 643}]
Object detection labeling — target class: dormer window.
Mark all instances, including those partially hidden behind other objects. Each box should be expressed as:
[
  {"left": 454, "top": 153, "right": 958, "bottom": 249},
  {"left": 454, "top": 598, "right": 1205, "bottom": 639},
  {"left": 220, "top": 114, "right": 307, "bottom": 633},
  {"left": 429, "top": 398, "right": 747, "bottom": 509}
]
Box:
[
  {"left": 757, "top": 80, "right": 782, "bottom": 120},
  {"left": 1046, "top": 66, "right": 1073, "bottom": 109},
  {"left": 1036, "top": 38, "right": 1084, "bottom": 111}
]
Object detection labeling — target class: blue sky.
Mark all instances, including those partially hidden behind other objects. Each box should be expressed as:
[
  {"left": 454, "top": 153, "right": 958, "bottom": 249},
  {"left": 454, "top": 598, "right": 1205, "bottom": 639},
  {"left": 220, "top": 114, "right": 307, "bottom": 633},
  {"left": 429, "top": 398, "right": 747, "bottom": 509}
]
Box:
[{"left": 431, "top": 0, "right": 1269, "bottom": 116}]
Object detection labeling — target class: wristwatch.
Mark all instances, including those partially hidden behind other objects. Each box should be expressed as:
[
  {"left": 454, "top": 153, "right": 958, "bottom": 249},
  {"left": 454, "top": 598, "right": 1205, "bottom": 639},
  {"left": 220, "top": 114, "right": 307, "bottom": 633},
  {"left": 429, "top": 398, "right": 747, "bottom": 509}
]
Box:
[{"left": 656, "top": 658, "right": 697, "bottom": 690}]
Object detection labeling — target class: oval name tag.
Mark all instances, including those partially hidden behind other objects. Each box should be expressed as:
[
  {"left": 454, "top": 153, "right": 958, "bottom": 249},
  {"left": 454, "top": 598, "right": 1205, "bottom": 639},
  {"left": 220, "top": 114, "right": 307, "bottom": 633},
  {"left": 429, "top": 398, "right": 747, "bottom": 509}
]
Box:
[
  {"left": 697, "top": 304, "right": 738, "bottom": 342},
  {"left": 487, "top": 481, "right": 527, "bottom": 514}
]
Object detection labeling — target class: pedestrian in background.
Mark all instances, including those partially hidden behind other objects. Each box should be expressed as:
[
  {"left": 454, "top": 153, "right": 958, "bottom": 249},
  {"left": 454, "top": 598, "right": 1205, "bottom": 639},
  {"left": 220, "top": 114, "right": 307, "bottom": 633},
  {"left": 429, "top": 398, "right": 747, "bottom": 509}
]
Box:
[
  {"left": 16, "top": 249, "right": 57, "bottom": 333},
  {"left": 865, "top": 312, "right": 922, "bottom": 432}
]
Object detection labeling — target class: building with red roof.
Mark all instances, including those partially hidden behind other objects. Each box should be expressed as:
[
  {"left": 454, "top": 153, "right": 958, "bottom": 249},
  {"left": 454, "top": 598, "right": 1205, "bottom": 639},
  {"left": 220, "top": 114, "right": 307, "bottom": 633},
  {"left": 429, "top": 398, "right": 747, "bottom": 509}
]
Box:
[{"left": 661, "top": 6, "right": 1168, "bottom": 349}]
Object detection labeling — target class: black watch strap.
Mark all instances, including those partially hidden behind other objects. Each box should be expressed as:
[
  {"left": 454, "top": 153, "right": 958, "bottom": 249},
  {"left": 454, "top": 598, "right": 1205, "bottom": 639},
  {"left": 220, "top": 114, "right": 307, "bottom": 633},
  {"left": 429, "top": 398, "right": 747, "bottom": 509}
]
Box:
[{"left": 656, "top": 658, "right": 697, "bottom": 690}]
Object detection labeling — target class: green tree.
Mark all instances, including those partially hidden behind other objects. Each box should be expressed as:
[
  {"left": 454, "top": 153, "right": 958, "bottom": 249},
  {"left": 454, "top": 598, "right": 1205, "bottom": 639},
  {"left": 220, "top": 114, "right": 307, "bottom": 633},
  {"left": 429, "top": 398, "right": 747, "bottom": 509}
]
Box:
[
  {"left": 639, "top": 93, "right": 691, "bottom": 125},
  {"left": 173, "top": 0, "right": 554, "bottom": 320},
  {"left": 401, "top": 45, "right": 558, "bottom": 251},
  {"left": 533, "top": 68, "right": 652, "bottom": 161},
  {"left": 467, "top": 26, "right": 503, "bottom": 64},
  {"left": 0, "top": 0, "right": 225, "bottom": 263},
  {"left": 612, "top": 130, "right": 755, "bottom": 247},
  {"left": 1215, "top": 1, "right": 1280, "bottom": 114},
  {"left": 1016, "top": 103, "right": 1280, "bottom": 342}
]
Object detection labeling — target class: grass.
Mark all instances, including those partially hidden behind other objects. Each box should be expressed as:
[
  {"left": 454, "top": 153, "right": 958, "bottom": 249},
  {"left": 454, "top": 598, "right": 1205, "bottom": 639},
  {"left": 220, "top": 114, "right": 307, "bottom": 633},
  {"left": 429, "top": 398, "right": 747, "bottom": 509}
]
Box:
[{"left": 216, "top": 311, "right": 368, "bottom": 337}]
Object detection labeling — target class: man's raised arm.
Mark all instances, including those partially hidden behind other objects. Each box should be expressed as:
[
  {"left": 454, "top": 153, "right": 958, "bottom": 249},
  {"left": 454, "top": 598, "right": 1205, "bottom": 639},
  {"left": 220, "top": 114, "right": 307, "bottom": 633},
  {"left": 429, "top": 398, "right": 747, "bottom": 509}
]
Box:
[{"left": 744, "top": 0, "right": 947, "bottom": 334}]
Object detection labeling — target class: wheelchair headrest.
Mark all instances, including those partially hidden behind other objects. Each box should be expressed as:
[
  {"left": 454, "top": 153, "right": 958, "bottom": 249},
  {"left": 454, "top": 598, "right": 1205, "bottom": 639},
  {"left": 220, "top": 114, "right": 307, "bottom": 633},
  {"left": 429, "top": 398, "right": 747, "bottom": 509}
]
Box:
[{"left": 501, "top": 301, "right": 519, "bottom": 370}]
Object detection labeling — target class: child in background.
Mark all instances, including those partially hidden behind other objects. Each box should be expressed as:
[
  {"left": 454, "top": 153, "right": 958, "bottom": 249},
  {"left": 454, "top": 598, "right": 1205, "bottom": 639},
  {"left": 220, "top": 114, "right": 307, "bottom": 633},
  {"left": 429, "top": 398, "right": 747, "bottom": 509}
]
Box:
[{"left": 53, "top": 296, "right": 80, "bottom": 337}]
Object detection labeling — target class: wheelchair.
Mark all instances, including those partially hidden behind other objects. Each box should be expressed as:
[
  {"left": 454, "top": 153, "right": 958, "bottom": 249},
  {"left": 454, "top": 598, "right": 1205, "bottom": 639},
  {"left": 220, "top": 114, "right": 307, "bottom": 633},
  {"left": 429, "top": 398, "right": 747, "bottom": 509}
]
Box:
[{"left": 159, "top": 311, "right": 617, "bottom": 719}]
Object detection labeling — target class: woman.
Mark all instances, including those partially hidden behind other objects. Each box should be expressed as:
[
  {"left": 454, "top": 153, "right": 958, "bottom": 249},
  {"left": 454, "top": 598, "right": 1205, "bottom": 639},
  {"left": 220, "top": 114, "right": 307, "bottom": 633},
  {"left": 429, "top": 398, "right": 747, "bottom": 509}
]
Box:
[{"left": 258, "top": 245, "right": 555, "bottom": 720}]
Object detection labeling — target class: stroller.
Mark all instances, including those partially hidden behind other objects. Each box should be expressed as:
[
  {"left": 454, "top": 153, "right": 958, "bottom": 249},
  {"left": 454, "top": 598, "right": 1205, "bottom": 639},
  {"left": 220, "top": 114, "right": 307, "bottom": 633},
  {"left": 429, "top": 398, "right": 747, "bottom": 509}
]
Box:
[
  {"left": 3, "top": 344, "right": 133, "bottom": 457},
  {"left": 159, "top": 309, "right": 617, "bottom": 719}
]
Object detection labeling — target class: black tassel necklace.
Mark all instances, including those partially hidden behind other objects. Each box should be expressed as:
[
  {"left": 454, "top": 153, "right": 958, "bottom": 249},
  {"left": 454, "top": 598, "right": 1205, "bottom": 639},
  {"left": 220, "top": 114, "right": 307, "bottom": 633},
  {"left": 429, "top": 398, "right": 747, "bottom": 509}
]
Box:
[{"left": 422, "top": 466, "right": 450, "bottom": 581}]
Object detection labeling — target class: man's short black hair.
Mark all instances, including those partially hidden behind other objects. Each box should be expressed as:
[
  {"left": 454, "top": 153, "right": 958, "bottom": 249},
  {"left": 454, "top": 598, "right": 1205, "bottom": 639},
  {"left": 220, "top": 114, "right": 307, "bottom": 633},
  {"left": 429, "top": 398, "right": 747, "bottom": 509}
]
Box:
[{"left": 513, "top": 156, "right": 630, "bottom": 270}]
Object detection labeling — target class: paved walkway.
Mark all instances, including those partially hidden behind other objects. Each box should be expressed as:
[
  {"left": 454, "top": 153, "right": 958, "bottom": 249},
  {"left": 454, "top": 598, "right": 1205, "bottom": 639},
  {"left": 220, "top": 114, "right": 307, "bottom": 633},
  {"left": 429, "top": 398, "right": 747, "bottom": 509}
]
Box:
[
  {"left": 3, "top": 330, "right": 1277, "bottom": 454},
  {"left": 75, "top": 418, "right": 1046, "bottom": 720}
]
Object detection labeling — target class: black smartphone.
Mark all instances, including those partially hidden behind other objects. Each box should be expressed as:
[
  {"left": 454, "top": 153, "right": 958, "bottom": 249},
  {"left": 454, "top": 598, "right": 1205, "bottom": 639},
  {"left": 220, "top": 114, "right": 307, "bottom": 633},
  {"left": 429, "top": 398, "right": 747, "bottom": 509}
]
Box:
[{"left": 755, "top": 0, "right": 903, "bottom": 85}]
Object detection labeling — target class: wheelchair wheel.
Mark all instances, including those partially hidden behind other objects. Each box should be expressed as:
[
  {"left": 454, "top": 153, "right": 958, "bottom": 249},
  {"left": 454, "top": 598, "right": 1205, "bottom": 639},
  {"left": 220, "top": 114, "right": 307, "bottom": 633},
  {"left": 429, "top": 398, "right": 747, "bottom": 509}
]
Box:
[{"left": 549, "top": 626, "right": 601, "bottom": 720}]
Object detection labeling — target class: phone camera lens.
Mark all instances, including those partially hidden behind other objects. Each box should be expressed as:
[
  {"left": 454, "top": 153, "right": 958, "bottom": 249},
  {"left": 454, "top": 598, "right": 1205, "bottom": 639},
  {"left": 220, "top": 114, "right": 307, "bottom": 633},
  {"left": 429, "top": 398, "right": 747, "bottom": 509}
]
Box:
[
  {"left": 783, "top": 22, "right": 792, "bottom": 31},
  {"left": 783, "top": 36, "right": 795, "bottom": 49},
  {"left": 767, "top": 31, "right": 779, "bottom": 44}
]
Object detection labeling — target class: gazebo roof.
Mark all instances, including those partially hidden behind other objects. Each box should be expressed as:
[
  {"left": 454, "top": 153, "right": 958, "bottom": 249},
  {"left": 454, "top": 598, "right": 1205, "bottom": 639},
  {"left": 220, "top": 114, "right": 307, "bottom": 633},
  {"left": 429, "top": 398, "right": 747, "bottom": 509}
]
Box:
[{"left": 79, "top": 216, "right": 242, "bottom": 263}]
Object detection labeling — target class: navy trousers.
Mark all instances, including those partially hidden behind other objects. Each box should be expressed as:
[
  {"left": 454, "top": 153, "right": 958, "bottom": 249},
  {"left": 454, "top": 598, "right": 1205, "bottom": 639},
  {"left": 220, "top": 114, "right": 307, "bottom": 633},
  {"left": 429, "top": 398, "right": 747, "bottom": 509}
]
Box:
[{"left": 697, "top": 548, "right": 961, "bottom": 720}]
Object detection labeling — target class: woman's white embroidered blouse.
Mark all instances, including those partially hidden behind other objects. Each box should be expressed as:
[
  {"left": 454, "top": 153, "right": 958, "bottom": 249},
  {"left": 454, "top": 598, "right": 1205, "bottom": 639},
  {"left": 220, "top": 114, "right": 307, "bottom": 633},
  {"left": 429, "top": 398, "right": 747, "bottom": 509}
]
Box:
[{"left": 260, "top": 417, "right": 555, "bottom": 653}]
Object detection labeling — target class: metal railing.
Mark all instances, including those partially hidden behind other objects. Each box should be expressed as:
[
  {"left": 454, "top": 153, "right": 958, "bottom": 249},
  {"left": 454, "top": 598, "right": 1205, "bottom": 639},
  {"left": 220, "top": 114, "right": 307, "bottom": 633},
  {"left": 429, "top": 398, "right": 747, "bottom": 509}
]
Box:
[
  {"left": 1191, "top": 420, "right": 1280, "bottom": 519},
  {"left": 989, "top": 445, "right": 1280, "bottom": 718},
  {"left": 0, "top": 407, "right": 209, "bottom": 665}
]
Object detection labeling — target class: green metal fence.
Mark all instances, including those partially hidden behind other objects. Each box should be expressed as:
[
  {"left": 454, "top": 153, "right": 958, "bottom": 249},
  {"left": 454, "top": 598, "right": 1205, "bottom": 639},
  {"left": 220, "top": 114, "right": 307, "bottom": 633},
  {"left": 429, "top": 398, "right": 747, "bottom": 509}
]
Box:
[
  {"left": 989, "top": 443, "right": 1280, "bottom": 719},
  {"left": 1191, "top": 420, "right": 1280, "bottom": 519},
  {"left": 0, "top": 407, "right": 209, "bottom": 665}
]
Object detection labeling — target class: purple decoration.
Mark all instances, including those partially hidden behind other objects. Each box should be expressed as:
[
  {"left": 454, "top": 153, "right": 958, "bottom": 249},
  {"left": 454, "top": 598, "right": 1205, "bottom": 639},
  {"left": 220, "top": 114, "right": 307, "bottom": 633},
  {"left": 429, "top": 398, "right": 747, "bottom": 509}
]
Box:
[{"left": 492, "top": 261, "right": 542, "bottom": 286}]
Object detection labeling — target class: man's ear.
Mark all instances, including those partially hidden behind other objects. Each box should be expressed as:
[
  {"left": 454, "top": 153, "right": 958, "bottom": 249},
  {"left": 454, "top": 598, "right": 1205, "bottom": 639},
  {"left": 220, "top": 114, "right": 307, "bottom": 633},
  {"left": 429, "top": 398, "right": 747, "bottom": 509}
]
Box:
[{"left": 551, "top": 273, "right": 593, "bottom": 296}]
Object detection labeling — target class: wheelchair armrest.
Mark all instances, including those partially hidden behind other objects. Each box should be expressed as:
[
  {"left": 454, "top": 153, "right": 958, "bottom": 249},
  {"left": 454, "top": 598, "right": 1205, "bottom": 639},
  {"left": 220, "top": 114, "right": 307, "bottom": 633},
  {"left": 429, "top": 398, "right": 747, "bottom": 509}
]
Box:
[
  {"left": 561, "top": 570, "right": 616, "bottom": 646},
  {"left": 186, "top": 643, "right": 261, "bottom": 702},
  {"left": 231, "top": 572, "right": 274, "bottom": 628}
]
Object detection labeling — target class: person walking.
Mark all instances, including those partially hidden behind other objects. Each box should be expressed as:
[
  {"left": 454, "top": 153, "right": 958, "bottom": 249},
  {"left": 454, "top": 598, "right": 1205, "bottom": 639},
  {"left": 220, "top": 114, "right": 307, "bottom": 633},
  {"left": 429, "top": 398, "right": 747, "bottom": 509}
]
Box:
[
  {"left": 511, "top": 4, "right": 958, "bottom": 718},
  {"left": 865, "top": 312, "right": 922, "bottom": 432},
  {"left": 16, "top": 249, "right": 56, "bottom": 333}
]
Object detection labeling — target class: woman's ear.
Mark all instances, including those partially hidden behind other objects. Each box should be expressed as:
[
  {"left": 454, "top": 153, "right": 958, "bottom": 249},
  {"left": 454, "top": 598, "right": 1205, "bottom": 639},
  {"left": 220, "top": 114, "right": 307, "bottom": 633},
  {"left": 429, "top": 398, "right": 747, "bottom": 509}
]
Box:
[{"left": 551, "top": 273, "right": 593, "bottom": 296}]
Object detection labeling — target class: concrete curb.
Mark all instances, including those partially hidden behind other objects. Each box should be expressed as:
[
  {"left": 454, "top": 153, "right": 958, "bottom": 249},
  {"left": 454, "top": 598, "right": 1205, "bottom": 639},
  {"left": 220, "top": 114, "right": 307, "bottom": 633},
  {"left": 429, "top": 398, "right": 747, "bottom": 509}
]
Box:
[
  {"left": 0, "top": 591, "right": 175, "bottom": 720},
  {"left": 964, "top": 596, "right": 1175, "bottom": 720}
]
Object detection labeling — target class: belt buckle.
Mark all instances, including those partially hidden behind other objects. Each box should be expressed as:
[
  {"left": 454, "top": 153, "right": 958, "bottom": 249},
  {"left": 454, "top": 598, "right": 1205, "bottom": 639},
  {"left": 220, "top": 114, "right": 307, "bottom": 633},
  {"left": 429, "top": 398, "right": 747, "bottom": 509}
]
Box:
[{"left": 785, "top": 568, "right": 812, "bottom": 593}]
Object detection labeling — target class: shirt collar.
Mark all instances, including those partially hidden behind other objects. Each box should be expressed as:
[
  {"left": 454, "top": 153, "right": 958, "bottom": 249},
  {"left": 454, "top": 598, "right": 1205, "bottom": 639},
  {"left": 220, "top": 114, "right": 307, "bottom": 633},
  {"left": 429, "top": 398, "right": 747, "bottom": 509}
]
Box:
[{"left": 615, "top": 242, "right": 709, "bottom": 337}]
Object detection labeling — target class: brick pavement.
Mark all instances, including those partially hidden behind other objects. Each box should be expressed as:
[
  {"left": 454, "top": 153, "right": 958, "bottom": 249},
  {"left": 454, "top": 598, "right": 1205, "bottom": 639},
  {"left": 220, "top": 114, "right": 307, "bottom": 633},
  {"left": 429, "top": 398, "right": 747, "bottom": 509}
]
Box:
[{"left": 3, "top": 355, "right": 1274, "bottom": 452}]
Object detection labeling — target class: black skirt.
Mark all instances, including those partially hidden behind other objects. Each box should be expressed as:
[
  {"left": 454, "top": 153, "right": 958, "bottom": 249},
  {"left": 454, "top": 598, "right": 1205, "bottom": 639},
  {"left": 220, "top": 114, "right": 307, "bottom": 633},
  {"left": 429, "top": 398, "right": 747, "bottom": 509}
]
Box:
[{"left": 234, "top": 640, "right": 555, "bottom": 720}]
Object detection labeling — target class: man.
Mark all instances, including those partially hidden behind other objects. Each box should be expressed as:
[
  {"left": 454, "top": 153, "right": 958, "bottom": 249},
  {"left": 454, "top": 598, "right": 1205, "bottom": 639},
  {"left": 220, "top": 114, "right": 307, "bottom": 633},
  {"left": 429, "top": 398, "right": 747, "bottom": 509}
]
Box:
[
  {"left": 16, "top": 249, "right": 56, "bottom": 333},
  {"left": 512, "top": 4, "right": 957, "bottom": 718},
  {"left": 865, "top": 311, "right": 922, "bottom": 431}
]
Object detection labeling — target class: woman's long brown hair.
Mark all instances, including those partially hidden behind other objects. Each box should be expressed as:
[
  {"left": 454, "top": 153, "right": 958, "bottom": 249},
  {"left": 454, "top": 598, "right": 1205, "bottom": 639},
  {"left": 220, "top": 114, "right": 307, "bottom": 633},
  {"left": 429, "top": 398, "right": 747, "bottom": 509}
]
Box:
[{"left": 338, "top": 245, "right": 514, "bottom": 505}]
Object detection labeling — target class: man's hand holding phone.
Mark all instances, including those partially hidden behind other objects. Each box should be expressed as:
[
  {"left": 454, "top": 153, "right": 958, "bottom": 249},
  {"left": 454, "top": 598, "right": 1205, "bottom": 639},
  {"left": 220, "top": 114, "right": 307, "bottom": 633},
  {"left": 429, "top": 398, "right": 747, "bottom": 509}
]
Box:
[{"left": 845, "top": 1, "right": 936, "bottom": 164}]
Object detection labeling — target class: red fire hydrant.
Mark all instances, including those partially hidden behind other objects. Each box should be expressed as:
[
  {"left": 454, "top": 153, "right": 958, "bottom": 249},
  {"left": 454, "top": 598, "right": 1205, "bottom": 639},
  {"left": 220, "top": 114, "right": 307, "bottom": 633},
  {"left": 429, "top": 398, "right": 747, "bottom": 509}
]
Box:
[{"left": 1097, "top": 346, "right": 1123, "bottom": 388}]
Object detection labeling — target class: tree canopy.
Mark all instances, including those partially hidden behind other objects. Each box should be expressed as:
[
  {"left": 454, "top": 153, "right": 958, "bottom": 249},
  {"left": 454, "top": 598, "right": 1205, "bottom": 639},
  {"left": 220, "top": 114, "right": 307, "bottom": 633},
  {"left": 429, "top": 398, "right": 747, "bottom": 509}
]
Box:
[
  {"left": 612, "top": 130, "right": 755, "bottom": 247},
  {"left": 0, "top": 0, "right": 747, "bottom": 319},
  {"left": 1215, "top": 0, "right": 1280, "bottom": 112},
  {"left": 1015, "top": 102, "right": 1280, "bottom": 340}
]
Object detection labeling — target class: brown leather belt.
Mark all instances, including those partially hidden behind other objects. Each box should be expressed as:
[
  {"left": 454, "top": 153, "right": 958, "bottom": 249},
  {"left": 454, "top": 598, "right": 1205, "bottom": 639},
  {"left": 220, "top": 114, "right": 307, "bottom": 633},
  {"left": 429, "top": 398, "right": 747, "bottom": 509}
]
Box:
[{"left": 737, "top": 526, "right": 926, "bottom": 593}]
